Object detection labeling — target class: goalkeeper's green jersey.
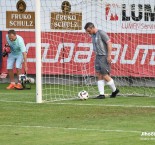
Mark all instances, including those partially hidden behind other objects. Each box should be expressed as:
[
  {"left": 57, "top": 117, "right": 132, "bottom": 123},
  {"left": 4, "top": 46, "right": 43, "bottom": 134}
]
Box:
[{"left": 6, "top": 34, "right": 26, "bottom": 55}]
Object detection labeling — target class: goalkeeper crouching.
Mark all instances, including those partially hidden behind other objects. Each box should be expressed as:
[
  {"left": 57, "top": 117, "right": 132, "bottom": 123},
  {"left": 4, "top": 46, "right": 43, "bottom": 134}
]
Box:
[
  {"left": 5, "top": 30, "right": 28, "bottom": 90},
  {"left": 84, "top": 22, "right": 119, "bottom": 99}
]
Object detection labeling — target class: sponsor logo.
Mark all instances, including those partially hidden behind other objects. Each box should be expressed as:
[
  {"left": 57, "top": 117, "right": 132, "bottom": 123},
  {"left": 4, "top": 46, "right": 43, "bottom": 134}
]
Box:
[
  {"left": 26, "top": 43, "right": 93, "bottom": 63},
  {"left": 106, "top": 4, "right": 119, "bottom": 21},
  {"left": 122, "top": 4, "right": 155, "bottom": 22},
  {"left": 106, "top": 3, "right": 155, "bottom": 30},
  {"left": 113, "top": 44, "right": 155, "bottom": 65},
  {"left": 6, "top": 0, "right": 35, "bottom": 29},
  {"left": 51, "top": 1, "right": 82, "bottom": 30},
  {"left": 106, "top": 4, "right": 155, "bottom": 22},
  {"left": 2, "top": 31, "right": 154, "bottom": 76},
  {"left": 26, "top": 42, "right": 155, "bottom": 65}
]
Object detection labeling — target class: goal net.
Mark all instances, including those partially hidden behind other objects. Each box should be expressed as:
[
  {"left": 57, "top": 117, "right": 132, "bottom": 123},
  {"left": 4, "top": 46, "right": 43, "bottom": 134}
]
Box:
[{"left": 40, "top": 0, "right": 155, "bottom": 101}]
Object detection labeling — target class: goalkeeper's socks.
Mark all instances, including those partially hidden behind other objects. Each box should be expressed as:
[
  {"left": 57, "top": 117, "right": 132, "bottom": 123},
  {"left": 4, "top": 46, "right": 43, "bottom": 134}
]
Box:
[
  {"left": 107, "top": 79, "right": 116, "bottom": 92},
  {"left": 97, "top": 80, "right": 105, "bottom": 95}
]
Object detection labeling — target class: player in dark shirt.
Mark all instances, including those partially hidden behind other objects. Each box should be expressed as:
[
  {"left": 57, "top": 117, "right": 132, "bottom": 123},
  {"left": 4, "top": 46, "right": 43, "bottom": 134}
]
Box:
[{"left": 84, "top": 22, "right": 119, "bottom": 99}]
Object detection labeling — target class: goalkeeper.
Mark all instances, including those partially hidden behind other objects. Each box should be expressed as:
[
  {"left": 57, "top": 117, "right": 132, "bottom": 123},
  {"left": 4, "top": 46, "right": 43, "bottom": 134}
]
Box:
[
  {"left": 5, "top": 30, "right": 28, "bottom": 90},
  {"left": 84, "top": 22, "right": 119, "bottom": 99}
]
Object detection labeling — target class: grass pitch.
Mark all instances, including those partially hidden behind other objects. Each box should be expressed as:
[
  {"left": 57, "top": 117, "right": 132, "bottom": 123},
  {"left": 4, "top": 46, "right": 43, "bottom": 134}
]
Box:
[{"left": 0, "top": 84, "right": 155, "bottom": 145}]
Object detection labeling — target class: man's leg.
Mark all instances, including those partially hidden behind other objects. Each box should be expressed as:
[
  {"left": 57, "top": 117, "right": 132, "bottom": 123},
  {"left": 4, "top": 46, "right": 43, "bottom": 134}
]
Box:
[
  {"left": 6, "top": 69, "right": 16, "bottom": 89},
  {"left": 94, "top": 56, "right": 106, "bottom": 99},
  {"left": 16, "top": 68, "right": 22, "bottom": 82},
  {"left": 6, "top": 53, "right": 16, "bottom": 89},
  {"left": 14, "top": 54, "right": 23, "bottom": 89},
  {"left": 8, "top": 69, "right": 15, "bottom": 83},
  {"left": 14, "top": 68, "right": 23, "bottom": 89},
  {"left": 94, "top": 72, "right": 105, "bottom": 99},
  {"left": 98, "top": 55, "right": 119, "bottom": 98},
  {"left": 97, "top": 72, "right": 105, "bottom": 95},
  {"left": 102, "top": 74, "right": 119, "bottom": 98},
  {"left": 102, "top": 75, "right": 116, "bottom": 92}
]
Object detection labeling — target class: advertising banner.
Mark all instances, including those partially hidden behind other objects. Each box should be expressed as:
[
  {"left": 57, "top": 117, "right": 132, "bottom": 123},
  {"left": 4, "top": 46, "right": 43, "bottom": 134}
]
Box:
[{"left": 1, "top": 31, "right": 155, "bottom": 77}]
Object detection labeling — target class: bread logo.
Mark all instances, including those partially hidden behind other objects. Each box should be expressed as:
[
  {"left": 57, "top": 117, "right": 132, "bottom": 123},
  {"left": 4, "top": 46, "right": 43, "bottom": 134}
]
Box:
[
  {"left": 16, "top": 0, "right": 26, "bottom": 13},
  {"left": 61, "top": 1, "right": 71, "bottom": 13}
]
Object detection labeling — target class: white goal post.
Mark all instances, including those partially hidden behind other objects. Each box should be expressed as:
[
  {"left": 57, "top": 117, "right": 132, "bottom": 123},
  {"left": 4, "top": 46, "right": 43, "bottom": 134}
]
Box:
[{"left": 35, "top": 0, "right": 42, "bottom": 103}]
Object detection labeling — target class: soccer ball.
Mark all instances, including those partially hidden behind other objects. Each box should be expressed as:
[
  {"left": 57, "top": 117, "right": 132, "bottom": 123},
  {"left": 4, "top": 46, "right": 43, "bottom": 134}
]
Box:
[{"left": 78, "top": 90, "right": 89, "bottom": 100}]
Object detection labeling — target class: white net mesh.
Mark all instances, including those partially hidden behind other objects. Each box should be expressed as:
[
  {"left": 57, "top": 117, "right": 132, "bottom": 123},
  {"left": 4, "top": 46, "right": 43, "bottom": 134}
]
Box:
[{"left": 41, "top": 0, "right": 155, "bottom": 101}]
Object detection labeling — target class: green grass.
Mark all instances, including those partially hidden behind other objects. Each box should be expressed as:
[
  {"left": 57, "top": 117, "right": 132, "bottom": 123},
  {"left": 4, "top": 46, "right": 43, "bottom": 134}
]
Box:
[{"left": 0, "top": 84, "right": 155, "bottom": 145}]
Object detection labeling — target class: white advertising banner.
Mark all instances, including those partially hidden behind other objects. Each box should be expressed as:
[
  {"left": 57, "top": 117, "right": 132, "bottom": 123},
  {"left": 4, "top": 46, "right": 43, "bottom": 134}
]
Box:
[{"left": 0, "top": 0, "right": 155, "bottom": 33}]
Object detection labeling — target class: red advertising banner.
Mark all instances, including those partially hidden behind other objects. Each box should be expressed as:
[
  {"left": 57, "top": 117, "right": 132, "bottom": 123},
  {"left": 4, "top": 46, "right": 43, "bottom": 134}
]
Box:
[{"left": 1, "top": 31, "right": 155, "bottom": 77}]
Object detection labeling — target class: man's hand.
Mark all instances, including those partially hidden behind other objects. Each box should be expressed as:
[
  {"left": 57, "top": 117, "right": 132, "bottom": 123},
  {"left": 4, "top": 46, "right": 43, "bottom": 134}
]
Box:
[
  {"left": 5, "top": 43, "right": 10, "bottom": 47},
  {"left": 107, "top": 55, "right": 112, "bottom": 64}
]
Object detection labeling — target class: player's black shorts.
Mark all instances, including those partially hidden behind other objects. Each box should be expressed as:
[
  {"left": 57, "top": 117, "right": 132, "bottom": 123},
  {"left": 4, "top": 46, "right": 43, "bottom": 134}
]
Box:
[{"left": 95, "top": 55, "right": 111, "bottom": 75}]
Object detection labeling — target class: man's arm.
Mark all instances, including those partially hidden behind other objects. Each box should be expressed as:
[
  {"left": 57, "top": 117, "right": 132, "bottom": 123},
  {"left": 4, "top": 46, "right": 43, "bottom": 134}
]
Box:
[
  {"left": 19, "top": 37, "right": 28, "bottom": 73},
  {"left": 107, "top": 42, "right": 112, "bottom": 64},
  {"left": 99, "top": 30, "right": 112, "bottom": 63}
]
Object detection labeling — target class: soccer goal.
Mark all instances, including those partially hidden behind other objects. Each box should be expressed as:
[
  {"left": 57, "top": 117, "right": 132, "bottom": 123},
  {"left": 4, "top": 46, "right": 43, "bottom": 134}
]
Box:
[{"left": 34, "top": 0, "right": 155, "bottom": 103}]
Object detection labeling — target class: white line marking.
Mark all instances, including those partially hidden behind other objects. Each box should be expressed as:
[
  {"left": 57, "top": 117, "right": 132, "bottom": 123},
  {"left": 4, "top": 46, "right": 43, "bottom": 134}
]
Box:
[
  {"left": 0, "top": 100, "right": 155, "bottom": 108},
  {"left": 52, "top": 102, "right": 155, "bottom": 108},
  {"left": 0, "top": 93, "right": 34, "bottom": 95},
  {"left": 0, "top": 124, "right": 141, "bottom": 133},
  {"left": 0, "top": 100, "right": 35, "bottom": 104}
]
